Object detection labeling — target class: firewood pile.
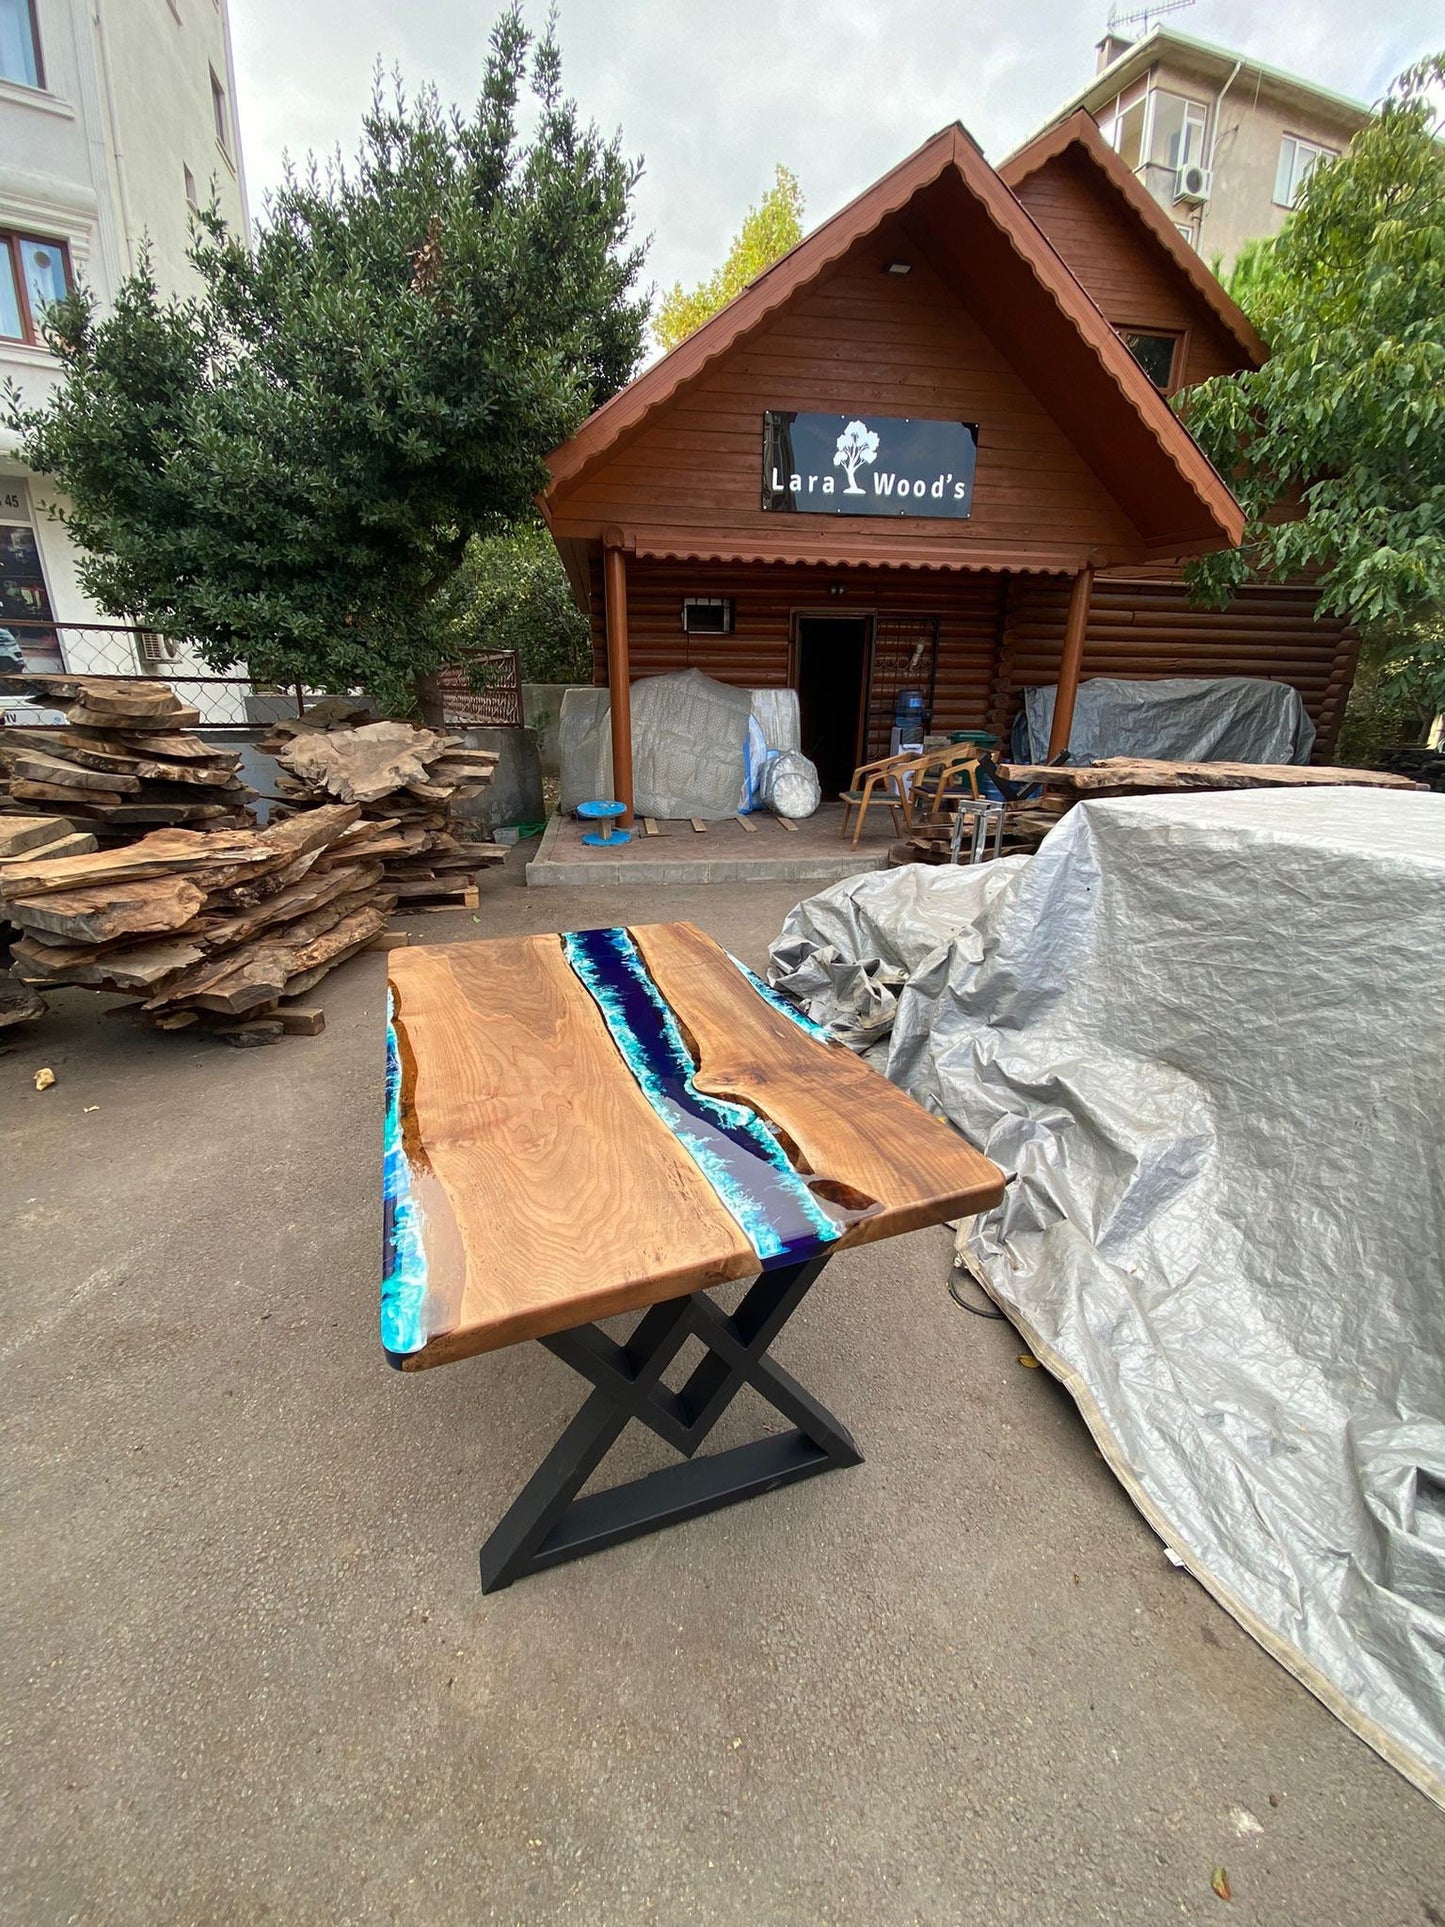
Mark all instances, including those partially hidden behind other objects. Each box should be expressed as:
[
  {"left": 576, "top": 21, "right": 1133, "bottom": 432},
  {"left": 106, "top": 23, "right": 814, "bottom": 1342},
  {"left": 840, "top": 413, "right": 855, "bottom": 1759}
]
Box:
[
  {"left": 3, "top": 804, "right": 392, "bottom": 1044},
  {"left": 259, "top": 713, "right": 504, "bottom": 909},
  {"left": 0, "top": 675, "right": 254, "bottom": 838}
]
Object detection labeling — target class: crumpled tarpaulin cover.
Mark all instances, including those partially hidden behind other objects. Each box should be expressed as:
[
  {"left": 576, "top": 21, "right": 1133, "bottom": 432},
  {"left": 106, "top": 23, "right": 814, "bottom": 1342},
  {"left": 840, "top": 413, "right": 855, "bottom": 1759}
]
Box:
[
  {"left": 1015, "top": 675, "right": 1316, "bottom": 765},
  {"left": 559, "top": 673, "right": 782, "bottom": 820},
  {"left": 769, "top": 791, "right": 1445, "bottom": 1807},
  {"left": 771, "top": 861, "right": 1027, "bottom": 1055}
]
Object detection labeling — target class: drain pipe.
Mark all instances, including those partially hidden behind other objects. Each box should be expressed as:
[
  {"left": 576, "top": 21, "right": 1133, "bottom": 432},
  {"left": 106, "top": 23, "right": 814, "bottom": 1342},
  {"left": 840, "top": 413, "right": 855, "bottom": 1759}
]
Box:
[
  {"left": 92, "top": 2, "right": 137, "bottom": 272},
  {"left": 1209, "top": 58, "right": 1243, "bottom": 176}
]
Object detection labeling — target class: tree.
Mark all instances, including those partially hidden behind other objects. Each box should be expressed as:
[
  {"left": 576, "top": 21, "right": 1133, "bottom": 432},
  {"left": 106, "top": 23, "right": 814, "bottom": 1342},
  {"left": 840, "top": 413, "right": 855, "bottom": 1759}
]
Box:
[
  {"left": 439, "top": 519, "right": 591, "bottom": 685},
  {"left": 1182, "top": 57, "right": 1445, "bottom": 658},
  {"left": 653, "top": 164, "right": 803, "bottom": 352},
  {"left": 833, "top": 419, "right": 879, "bottom": 495},
  {"left": 6, "top": 9, "right": 647, "bottom": 714}
]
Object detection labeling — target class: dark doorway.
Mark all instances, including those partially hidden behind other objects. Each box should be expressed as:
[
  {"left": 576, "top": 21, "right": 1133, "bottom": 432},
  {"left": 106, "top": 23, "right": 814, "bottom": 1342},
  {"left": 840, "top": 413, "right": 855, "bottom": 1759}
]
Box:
[{"left": 794, "top": 616, "right": 869, "bottom": 797}]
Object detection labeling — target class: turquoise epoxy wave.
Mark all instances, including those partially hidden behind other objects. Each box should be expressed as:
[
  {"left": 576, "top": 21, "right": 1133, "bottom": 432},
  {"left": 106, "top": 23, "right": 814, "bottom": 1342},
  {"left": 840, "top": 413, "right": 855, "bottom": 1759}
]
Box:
[
  {"left": 562, "top": 927, "right": 841, "bottom": 1268},
  {"left": 381, "top": 990, "right": 430, "bottom": 1362},
  {"left": 726, "top": 952, "right": 835, "bottom": 1044}
]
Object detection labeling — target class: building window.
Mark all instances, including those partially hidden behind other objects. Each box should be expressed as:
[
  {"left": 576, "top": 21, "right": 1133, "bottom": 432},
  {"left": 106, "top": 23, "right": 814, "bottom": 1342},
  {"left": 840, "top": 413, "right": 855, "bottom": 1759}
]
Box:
[
  {"left": 1118, "top": 328, "right": 1181, "bottom": 392},
  {"left": 211, "top": 68, "right": 230, "bottom": 155},
  {"left": 0, "top": 233, "right": 71, "bottom": 343},
  {"left": 1103, "top": 83, "right": 1209, "bottom": 186},
  {"left": 184, "top": 165, "right": 198, "bottom": 208},
  {"left": 1274, "top": 135, "right": 1336, "bottom": 208},
  {"left": 1147, "top": 90, "right": 1209, "bottom": 175},
  {"left": 0, "top": 0, "right": 42, "bottom": 88},
  {"left": 1175, "top": 222, "right": 1196, "bottom": 247}
]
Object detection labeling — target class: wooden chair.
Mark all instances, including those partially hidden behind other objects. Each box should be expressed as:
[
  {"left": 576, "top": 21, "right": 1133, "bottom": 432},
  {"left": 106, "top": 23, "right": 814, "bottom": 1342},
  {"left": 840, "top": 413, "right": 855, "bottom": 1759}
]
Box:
[
  {"left": 910, "top": 747, "right": 983, "bottom": 826},
  {"left": 838, "top": 749, "right": 929, "bottom": 846}
]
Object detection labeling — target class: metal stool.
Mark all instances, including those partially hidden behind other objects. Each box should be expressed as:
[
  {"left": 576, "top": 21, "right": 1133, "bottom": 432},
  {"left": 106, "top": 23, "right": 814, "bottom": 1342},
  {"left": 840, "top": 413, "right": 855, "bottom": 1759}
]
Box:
[
  {"left": 949, "top": 799, "right": 1006, "bottom": 865},
  {"left": 577, "top": 799, "right": 631, "bottom": 847}
]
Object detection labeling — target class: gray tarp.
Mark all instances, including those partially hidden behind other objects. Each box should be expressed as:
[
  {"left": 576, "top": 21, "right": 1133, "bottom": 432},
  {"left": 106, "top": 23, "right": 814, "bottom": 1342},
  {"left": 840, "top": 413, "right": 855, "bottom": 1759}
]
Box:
[
  {"left": 558, "top": 673, "right": 793, "bottom": 819},
  {"left": 1016, "top": 675, "right": 1316, "bottom": 764},
  {"left": 770, "top": 791, "right": 1445, "bottom": 1806}
]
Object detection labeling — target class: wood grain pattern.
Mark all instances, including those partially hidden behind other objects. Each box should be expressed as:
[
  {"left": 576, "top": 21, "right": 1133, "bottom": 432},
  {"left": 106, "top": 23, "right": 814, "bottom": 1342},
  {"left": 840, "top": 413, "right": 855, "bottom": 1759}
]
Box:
[
  {"left": 631, "top": 922, "right": 1003, "bottom": 1249},
  {"left": 387, "top": 935, "right": 758, "bottom": 1369},
  {"left": 386, "top": 925, "right": 1003, "bottom": 1370}
]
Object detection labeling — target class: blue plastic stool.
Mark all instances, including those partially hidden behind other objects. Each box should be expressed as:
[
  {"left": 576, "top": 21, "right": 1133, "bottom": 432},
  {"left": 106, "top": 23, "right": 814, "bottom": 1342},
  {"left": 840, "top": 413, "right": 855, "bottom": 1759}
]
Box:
[{"left": 577, "top": 798, "right": 631, "bottom": 847}]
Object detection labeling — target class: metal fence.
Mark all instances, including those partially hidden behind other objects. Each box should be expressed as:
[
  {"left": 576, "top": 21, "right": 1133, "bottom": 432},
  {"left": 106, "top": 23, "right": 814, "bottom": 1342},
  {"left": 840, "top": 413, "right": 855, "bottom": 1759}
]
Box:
[{"left": 0, "top": 619, "right": 524, "bottom": 731}]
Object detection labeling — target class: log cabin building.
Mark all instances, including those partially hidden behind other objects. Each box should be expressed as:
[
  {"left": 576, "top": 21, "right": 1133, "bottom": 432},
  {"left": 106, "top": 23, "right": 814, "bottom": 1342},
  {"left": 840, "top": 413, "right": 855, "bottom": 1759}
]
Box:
[{"left": 540, "top": 119, "right": 1358, "bottom": 821}]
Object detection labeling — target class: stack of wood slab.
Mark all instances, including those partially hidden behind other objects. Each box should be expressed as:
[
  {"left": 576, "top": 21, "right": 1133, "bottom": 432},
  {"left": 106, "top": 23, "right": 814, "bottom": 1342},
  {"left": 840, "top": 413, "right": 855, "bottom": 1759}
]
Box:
[
  {"left": 0, "top": 812, "right": 102, "bottom": 1027},
  {"left": 261, "top": 716, "right": 503, "bottom": 909},
  {"left": 3, "top": 804, "right": 391, "bottom": 1043},
  {"left": 0, "top": 674, "right": 253, "bottom": 839}
]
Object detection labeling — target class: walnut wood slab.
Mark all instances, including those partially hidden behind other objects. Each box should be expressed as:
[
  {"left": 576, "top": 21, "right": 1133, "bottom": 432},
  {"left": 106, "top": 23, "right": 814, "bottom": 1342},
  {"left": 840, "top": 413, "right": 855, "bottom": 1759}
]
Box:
[{"left": 383, "top": 922, "right": 1003, "bottom": 1370}]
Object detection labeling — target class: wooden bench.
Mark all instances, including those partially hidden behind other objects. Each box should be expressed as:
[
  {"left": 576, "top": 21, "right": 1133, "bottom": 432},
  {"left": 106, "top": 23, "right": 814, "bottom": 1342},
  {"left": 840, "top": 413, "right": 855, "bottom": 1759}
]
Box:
[{"left": 383, "top": 921, "right": 1004, "bottom": 1591}]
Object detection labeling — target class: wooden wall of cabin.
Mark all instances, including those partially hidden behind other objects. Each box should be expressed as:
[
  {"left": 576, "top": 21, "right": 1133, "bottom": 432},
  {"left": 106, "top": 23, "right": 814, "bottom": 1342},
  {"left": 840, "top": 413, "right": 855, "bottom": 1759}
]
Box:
[
  {"left": 1010, "top": 151, "right": 1245, "bottom": 389},
  {"left": 990, "top": 576, "right": 1361, "bottom": 757},
  {"left": 586, "top": 555, "right": 1011, "bottom": 736},
  {"left": 583, "top": 556, "right": 1359, "bottom": 761}
]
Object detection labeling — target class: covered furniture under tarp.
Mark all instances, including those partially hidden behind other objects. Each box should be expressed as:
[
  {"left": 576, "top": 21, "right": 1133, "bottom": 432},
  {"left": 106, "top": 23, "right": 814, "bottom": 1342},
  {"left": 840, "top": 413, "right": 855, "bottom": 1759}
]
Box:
[
  {"left": 770, "top": 790, "right": 1445, "bottom": 1807},
  {"left": 1013, "top": 675, "right": 1316, "bottom": 765},
  {"left": 558, "top": 673, "right": 802, "bottom": 820}
]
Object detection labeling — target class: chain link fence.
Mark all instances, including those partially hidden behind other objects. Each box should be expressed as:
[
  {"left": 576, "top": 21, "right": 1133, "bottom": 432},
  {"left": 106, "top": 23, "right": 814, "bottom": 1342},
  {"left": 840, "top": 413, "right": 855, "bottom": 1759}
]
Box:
[{"left": 3, "top": 620, "right": 524, "bottom": 731}]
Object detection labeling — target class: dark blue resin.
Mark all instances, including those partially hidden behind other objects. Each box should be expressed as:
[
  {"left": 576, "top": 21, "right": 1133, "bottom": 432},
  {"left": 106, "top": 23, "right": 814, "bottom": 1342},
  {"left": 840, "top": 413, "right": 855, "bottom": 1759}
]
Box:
[{"left": 562, "top": 927, "right": 842, "bottom": 1269}]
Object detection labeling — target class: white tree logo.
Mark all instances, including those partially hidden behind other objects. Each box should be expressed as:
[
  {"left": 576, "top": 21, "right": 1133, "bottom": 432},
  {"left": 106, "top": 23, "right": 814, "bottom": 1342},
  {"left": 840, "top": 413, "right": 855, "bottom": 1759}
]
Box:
[{"left": 833, "top": 419, "right": 880, "bottom": 495}]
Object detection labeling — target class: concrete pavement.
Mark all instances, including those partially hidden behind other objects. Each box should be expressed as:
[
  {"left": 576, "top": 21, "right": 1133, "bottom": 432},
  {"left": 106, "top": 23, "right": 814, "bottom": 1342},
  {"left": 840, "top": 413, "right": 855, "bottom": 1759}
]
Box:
[{"left": 3, "top": 853, "right": 1442, "bottom": 1924}]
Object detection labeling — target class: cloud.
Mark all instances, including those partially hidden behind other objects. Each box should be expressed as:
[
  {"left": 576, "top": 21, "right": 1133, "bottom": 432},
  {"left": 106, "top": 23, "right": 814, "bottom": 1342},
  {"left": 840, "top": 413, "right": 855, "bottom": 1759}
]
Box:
[{"left": 229, "top": 0, "right": 1441, "bottom": 305}]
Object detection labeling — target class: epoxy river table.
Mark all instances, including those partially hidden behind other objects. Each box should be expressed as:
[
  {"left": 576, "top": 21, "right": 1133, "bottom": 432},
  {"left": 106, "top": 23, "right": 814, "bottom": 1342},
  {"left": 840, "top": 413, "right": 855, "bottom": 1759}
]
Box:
[{"left": 383, "top": 921, "right": 1005, "bottom": 1592}]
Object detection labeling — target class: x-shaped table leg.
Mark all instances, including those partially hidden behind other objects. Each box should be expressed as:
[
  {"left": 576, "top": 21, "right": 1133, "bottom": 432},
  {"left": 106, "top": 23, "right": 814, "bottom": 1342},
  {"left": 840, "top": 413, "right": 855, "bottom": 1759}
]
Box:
[{"left": 479, "top": 1253, "right": 862, "bottom": 1592}]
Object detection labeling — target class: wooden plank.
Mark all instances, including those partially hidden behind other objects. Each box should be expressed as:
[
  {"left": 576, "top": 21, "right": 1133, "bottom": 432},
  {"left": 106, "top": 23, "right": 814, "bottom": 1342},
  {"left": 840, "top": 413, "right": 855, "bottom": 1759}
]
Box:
[
  {"left": 632, "top": 922, "right": 1004, "bottom": 1252},
  {"left": 642, "top": 817, "right": 660, "bottom": 837},
  {"left": 0, "top": 815, "right": 79, "bottom": 860},
  {"left": 775, "top": 814, "right": 798, "bottom": 832},
  {"left": 387, "top": 924, "right": 1004, "bottom": 1371},
  {"left": 735, "top": 812, "right": 758, "bottom": 833},
  {"left": 689, "top": 818, "right": 707, "bottom": 833},
  {"left": 363, "top": 929, "right": 411, "bottom": 951},
  {"left": 276, "top": 1004, "right": 326, "bottom": 1036},
  {"left": 387, "top": 937, "right": 758, "bottom": 1367}
]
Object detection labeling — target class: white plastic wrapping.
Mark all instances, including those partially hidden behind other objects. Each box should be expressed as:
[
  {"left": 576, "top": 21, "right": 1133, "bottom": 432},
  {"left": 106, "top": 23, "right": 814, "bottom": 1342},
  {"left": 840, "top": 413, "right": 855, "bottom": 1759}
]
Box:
[
  {"left": 1016, "top": 675, "right": 1316, "bottom": 765},
  {"left": 770, "top": 791, "right": 1445, "bottom": 1807},
  {"left": 757, "top": 749, "right": 822, "bottom": 820}
]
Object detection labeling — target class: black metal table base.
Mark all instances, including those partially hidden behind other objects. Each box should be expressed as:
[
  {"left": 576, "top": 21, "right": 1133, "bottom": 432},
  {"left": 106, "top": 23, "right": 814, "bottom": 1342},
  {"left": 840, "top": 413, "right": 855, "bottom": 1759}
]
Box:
[{"left": 479, "top": 1252, "right": 861, "bottom": 1592}]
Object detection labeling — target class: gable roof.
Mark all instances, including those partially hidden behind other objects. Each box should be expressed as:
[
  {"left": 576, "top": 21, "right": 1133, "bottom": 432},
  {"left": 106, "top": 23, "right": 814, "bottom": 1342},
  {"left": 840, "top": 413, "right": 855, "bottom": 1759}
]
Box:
[
  {"left": 542, "top": 122, "right": 1244, "bottom": 564},
  {"left": 999, "top": 110, "right": 1267, "bottom": 371}
]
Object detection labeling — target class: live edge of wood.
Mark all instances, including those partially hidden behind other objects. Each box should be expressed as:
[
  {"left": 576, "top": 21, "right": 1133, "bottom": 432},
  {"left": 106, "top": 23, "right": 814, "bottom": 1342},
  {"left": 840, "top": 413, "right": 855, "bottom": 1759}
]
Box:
[{"left": 387, "top": 922, "right": 1004, "bottom": 1371}]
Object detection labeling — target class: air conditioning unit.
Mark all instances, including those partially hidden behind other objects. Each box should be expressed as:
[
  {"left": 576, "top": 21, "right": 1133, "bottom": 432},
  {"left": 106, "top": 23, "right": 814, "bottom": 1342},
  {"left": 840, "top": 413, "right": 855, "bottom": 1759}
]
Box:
[
  {"left": 681, "top": 597, "right": 734, "bottom": 636},
  {"left": 1176, "top": 163, "right": 1212, "bottom": 205},
  {"left": 137, "top": 631, "right": 182, "bottom": 664}
]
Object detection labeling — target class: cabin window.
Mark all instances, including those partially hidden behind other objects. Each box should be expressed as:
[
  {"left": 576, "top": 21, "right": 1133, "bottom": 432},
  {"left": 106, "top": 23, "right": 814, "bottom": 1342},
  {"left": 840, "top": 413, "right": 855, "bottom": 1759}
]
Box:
[
  {"left": 1118, "top": 328, "right": 1180, "bottom": 392},
  {"left": 0, "top": 233, "right": 71, "bottom": 343},
  {"left": 681, "top": 598, "right": 734, "bottom": 636},
  {"left": 1274, "top": 135, "right": 1336, "bottom": 208},
  {"left": 0, "top": 0, "right": 42, "bottom": 88}
]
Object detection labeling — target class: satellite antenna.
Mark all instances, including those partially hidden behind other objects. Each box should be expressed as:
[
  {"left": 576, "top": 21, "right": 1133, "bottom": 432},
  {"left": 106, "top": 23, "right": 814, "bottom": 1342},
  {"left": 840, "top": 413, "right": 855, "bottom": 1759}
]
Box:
[{"left": 1106, "top": 0, "right": 1195, "bottom": 36}]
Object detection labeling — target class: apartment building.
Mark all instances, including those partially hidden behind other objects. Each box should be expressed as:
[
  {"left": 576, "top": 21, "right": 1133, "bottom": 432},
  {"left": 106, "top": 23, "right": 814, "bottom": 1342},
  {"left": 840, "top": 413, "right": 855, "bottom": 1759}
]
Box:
[
  {"left": 0, "top": 0, "right": 248, "bottom": 690},
  {"left": 1038, "top": 25, "right": 1371, "bottom": 267}
]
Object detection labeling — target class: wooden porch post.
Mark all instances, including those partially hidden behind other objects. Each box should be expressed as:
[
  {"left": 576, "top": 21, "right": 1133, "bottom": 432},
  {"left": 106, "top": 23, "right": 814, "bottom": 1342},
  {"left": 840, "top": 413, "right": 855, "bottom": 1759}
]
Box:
[
  {"left": 603, "top": 540, "right": 635, "bottom": 826},
  {"left": 1047, "top": 565, "right": 1094, "bottom": 759}
]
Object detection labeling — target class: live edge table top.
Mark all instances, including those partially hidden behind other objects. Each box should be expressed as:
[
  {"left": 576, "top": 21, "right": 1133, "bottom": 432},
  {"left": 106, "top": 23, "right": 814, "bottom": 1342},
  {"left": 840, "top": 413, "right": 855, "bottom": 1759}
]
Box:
[{"left": 382, "top": 921, "right": 1004, "bottom": 1371}]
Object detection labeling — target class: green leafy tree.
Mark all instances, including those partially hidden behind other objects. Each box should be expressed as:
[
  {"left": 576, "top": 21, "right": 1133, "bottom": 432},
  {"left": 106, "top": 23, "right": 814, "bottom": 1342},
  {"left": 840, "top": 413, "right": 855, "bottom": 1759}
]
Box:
[
  {"left": 6, "top": 9, "right": 646, "bottom": 714},
  {"left": 653, "top": 164, "right": 803, "bottom": 352},
  {"left": 440, "top": 520, "right": 591, "bottom": 685},
  {"left": 1183, "top": 57, "right": 1445, "bottom": 656}
]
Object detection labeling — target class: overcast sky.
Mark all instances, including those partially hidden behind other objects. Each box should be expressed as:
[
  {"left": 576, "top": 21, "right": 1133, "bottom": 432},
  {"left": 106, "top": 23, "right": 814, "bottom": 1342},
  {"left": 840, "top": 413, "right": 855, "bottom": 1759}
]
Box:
[{"left": 228, "top": 0, "right": 1440, "bottom": 310}]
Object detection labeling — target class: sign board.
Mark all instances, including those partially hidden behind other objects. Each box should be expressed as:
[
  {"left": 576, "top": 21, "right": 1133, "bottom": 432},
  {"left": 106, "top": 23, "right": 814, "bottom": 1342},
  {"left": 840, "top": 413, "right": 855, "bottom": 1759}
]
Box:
[{"left": 762, "top": 412, "right": 978, "bottom": 518}]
